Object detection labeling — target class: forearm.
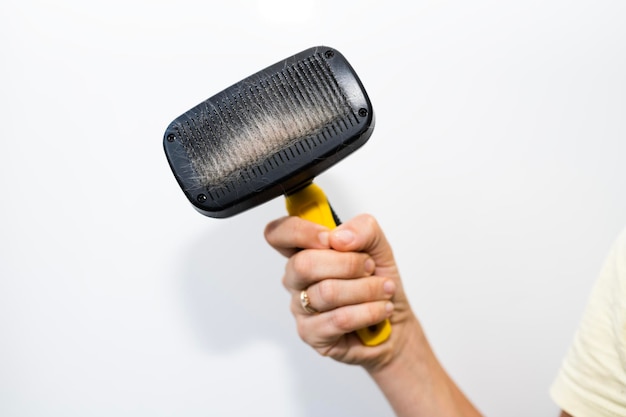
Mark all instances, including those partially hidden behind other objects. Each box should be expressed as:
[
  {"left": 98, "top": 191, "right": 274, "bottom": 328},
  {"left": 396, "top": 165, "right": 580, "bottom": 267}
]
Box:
[{"left": 368, "top": 316, "right": 482, "bottom": 417}]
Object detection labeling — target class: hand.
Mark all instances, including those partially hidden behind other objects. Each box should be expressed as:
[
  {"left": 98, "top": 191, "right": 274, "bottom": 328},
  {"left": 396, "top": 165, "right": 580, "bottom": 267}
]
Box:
[
  {"left": 264, "top": 213, "right": 416, "bottom": 371},
  {"left": 265, "top": 214, "right": 483, "bottom": 416}
]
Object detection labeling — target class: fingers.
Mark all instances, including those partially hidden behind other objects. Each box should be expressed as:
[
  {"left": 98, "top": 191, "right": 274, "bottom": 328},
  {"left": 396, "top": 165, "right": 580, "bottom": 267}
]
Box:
[
  {"left": 285, "top": 249, "right": 375, "bottom": 290},
  {"left": 293, "top": 276, "right": 396, "bottom": 314},
  {"left": 264, "top": 213, "right": 410, "bottom": 368},
  {"left": 291, "top": 273, "right": 396, "bottom": 352},
  {"left": 296, "top": 300, "right": 394, "bottom": 350},
  {"left": 264, "top": 216, "right": 330, "bottom": 257},
  {"left": 264, "top": 214, "right": 392, "bottom": 264}
]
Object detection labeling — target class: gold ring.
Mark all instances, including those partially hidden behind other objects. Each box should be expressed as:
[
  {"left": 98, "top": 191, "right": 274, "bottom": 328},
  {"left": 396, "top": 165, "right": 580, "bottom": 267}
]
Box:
[{"left": 300, "top": 289, "right": 318, "bottom": 314}]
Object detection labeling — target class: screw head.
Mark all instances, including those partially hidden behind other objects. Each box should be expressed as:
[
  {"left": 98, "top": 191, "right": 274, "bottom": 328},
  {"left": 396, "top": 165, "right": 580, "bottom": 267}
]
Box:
[
  {"left": 167, "top": 133, "right": 175, "bottom": 142},
  {"left": 197, "top": 194, "right": 207, "bottom": 203},
  {"left": 358, "top": 108, "right": 368, "bottom": 117},
  {"left": 324, "top": 50, "right": 335, "bottom": 59}
]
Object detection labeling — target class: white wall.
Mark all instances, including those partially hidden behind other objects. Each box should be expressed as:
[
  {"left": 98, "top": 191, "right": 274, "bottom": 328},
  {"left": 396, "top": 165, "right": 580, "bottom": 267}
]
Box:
[{"left": 2, "top": 1, "right": 625, "bottom": 416}]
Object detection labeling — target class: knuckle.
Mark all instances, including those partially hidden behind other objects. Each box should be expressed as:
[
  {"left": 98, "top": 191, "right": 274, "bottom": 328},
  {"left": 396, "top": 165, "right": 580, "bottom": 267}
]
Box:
[
  {"left": 364, "top": 302, "right": 383, "bottom": 324},
  {"left": 316, "top": 279, "right": 336, "bottom": 306},
  {"left": 367, "top": 277, "right": 383, "bottom": 300},
  {"left": 263, "top": 221, "right": 276, "bottom": 243},
  {"left": 296, "top": 320, "right": 308, "bottom": 342},
  {"left": 365, "top": 303, "right": 378, "bottom": 322},
  {"left": 344, "top": 253, "right": 362, "bottom": 276},
  {"left": 359, "top": 213, "right": 379, "bottom": 231},
  {"left": 291, "top": 251, "right": 313, "bottom": 277},
  {"left": 330, "top": 308, "right": 352, "bottom": 332},
  {"left": 263, "top": 217, "right": 289, "bottom": 244},
  {"left": 289, "top": 297, "right": 300, "bottom": 315},
  {"left": 281, "top": 273, "right": 290, "bottom": 290}
]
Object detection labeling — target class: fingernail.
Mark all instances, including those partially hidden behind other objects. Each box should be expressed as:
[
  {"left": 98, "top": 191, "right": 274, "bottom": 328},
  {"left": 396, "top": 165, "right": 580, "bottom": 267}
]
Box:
[
  {"left": 364, "top": 258, "right": 375, "bottom": 274},
  {"left": 332, "top": 229, "right": 355, "bottom": 245},
  {"left": 318, "top": 231, "right": 329, "bottom": 247},
  {"left": 383, "top": 280, "right": 396, "bottom": 295}
]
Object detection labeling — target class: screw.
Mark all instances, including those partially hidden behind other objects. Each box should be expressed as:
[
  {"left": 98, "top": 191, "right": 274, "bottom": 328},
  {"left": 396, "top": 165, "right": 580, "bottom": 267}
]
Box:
[
  {"left": 324, "top": 50, "right": 335, "bottom": 59},
  {"left": 197, "top": 194, "right": 207, "bottom": 203},
  {"left": 358, "top": 108, "right": 368, "bottom": 117},
  {"left": 167, "top": 134, "right": 175, "bottom": 142}
]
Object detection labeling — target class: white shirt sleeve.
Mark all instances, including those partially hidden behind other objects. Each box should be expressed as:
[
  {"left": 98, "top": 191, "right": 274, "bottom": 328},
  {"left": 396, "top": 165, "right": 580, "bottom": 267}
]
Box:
[{"left": 550, "top": 228, "right": 626, "bottom": 417}]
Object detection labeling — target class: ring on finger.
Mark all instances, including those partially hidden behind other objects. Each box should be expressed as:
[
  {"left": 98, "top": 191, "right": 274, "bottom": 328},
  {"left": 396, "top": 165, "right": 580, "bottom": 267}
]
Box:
[{"left": 300, "top": 289, "right": 319, "bottom": 314}]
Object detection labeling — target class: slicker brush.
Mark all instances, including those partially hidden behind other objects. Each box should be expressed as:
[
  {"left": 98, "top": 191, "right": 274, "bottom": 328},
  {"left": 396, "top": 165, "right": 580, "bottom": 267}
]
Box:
[{"left": 163, "top": 46, "right": 391, "bottom": 346}]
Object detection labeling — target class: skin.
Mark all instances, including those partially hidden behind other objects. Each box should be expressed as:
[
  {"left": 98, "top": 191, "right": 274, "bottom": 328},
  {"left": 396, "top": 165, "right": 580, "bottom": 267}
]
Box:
[
  {"left": 264, "top": 214, "right": 572, "bottom": 417},
  {"left": 264, "top": 214, "right": 480, "bottom": 416}
]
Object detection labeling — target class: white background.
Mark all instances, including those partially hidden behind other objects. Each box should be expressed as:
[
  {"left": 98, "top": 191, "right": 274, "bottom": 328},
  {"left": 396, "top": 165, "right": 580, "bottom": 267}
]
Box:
[{"left": 2, "top": 1, "right": 625, "bottom": 416}]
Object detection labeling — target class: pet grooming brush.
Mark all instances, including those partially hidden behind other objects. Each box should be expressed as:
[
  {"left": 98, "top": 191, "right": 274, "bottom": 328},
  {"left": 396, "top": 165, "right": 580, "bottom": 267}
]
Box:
[{"left": 163, "top": 46, "right": 391, "bottom": 346}]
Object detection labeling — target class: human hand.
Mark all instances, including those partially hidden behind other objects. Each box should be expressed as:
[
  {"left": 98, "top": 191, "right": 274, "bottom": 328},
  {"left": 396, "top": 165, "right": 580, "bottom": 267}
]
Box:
[
  {"left": 265, "top": 214, "right": 484, "bottom": 416},
  {"left": 264, "top": 213, "right": 416, "bottom": 371}
]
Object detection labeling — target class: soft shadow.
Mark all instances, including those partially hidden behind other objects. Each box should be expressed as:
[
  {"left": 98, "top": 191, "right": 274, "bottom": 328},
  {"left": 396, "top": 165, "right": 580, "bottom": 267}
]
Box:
[{"left": 178, "top": 191, "right": 392, "bottom": 416}]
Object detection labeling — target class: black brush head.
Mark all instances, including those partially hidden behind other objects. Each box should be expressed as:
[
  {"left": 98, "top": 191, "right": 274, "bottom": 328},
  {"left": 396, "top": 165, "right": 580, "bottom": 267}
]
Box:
[{"left": 163, "top": 46, "right": 374, "bottom": 218}]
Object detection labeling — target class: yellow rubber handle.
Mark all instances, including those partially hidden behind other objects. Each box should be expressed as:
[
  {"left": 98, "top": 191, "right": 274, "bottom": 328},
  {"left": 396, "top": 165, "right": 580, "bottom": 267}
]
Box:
[{"left": 285, "top": 183, "right": 392, "bottom": 346}]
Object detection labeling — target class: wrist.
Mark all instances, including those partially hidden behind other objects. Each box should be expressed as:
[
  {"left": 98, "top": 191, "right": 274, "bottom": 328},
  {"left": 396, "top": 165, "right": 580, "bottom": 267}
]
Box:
[
  {"left": 367, "top": 316, "right": 436, "bottom": 403},
  {"left": 366, "top": 315, "right": 482, "bottom": 417}
]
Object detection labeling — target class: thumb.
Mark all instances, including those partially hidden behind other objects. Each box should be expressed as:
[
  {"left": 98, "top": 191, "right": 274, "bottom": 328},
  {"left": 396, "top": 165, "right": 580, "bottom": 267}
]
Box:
[{"left": 329, "top": 214, "right": 398, "bottom": 272}]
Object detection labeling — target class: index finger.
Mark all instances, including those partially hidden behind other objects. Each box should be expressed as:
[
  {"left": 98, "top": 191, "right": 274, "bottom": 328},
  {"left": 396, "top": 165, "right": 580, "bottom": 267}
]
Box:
[{"left": 264, "top": 216, "right": 331, "bottom": 257}]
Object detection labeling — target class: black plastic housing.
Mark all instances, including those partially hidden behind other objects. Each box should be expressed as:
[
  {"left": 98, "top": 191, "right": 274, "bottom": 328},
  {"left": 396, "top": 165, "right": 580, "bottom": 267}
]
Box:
[{"left": 163, "top": 46, "right": 374, "bottom": 218}]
